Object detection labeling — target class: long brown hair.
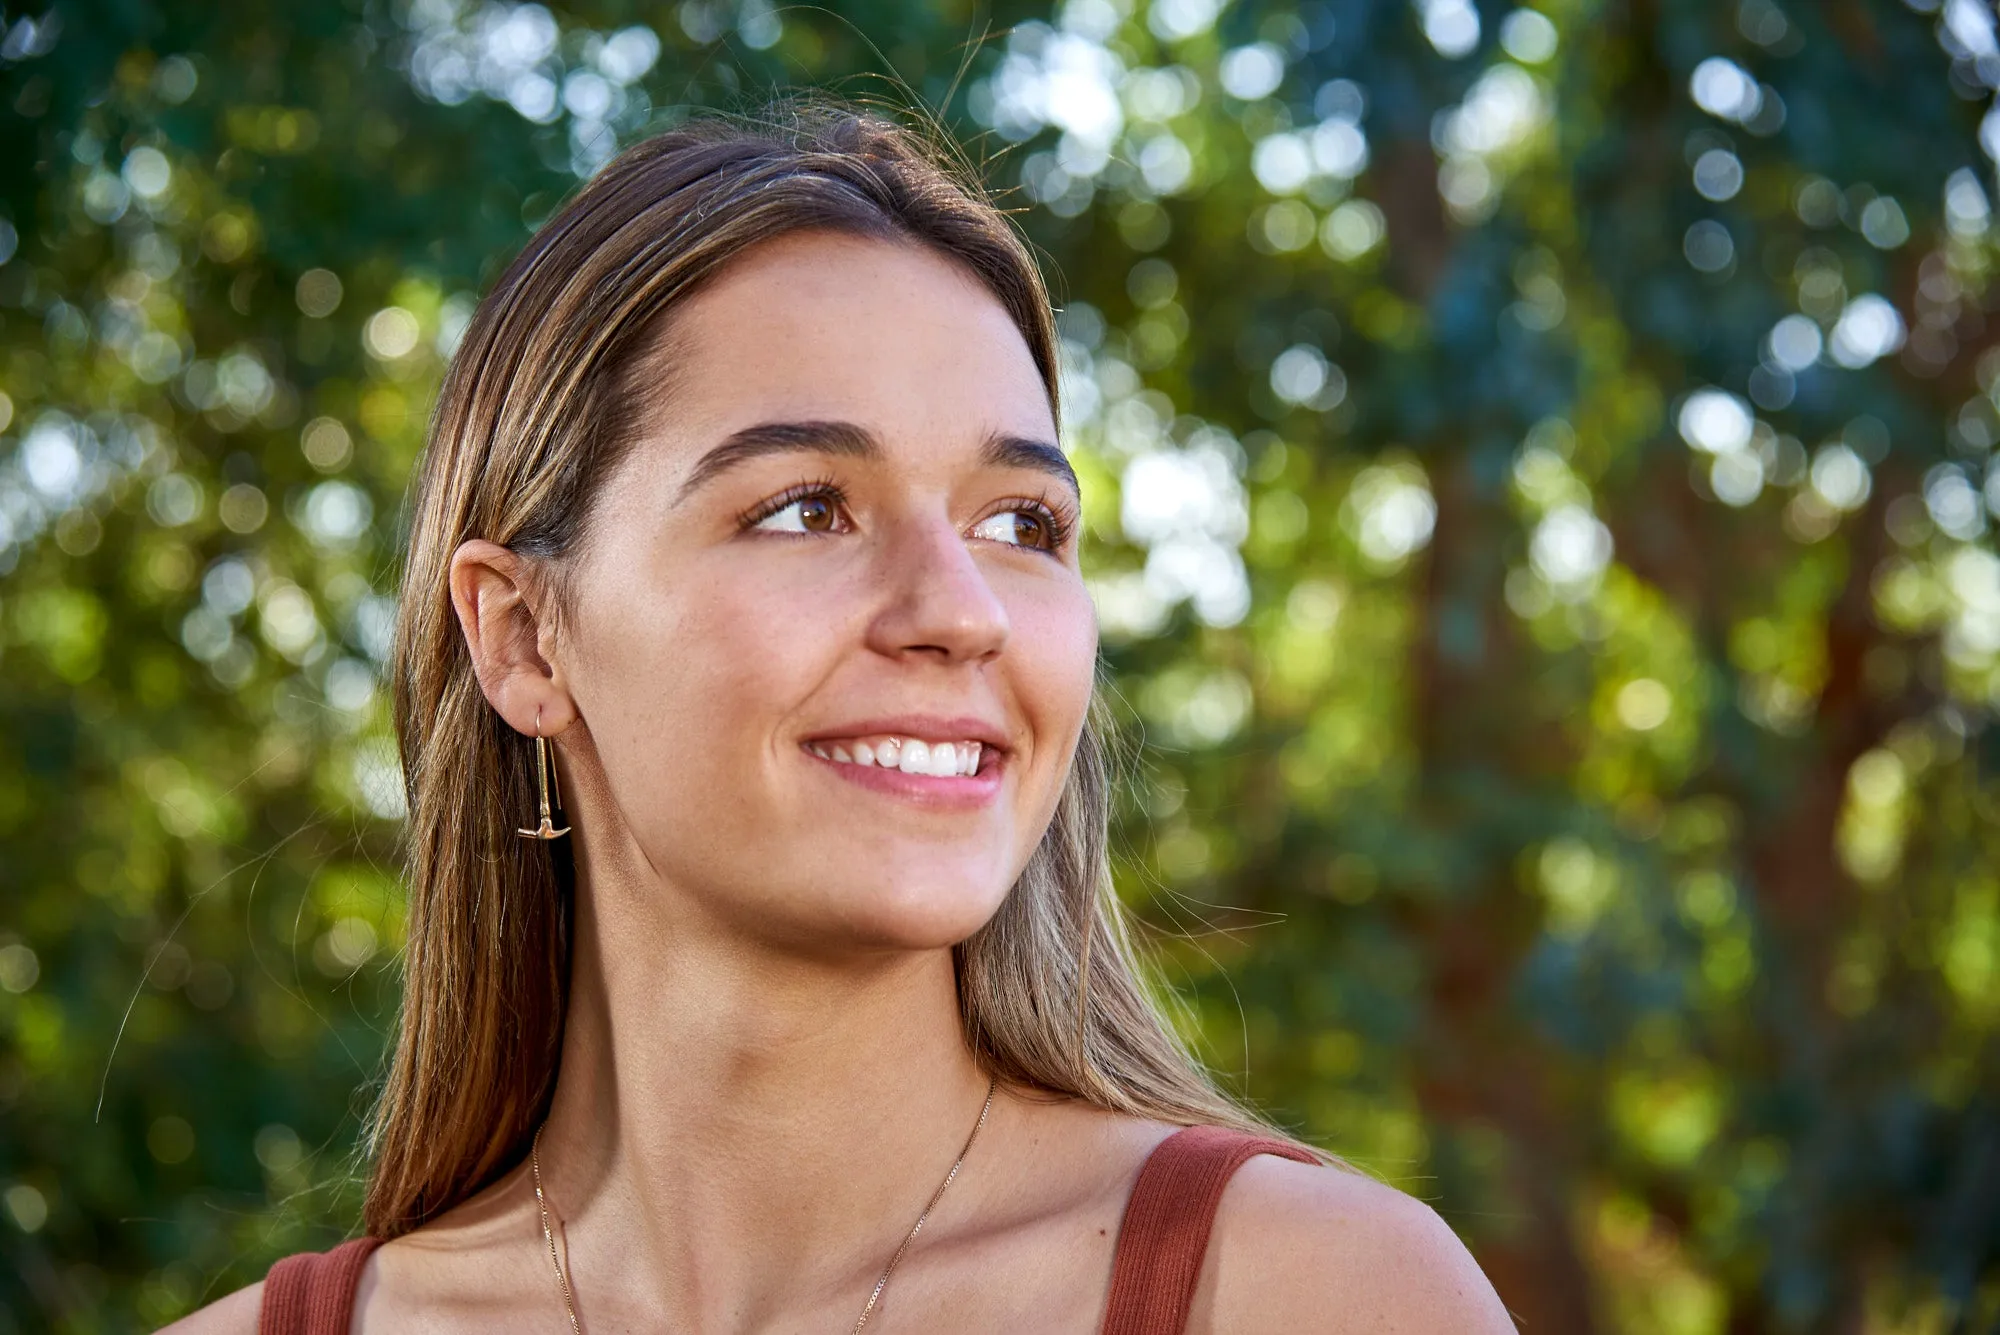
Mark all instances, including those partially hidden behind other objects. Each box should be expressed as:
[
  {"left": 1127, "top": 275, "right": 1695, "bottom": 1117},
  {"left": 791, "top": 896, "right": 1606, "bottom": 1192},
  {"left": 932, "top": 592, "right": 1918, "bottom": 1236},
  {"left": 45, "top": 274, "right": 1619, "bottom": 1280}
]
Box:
[{"left": 368, "top": 98, "right": 1290, "bottom": 1238}]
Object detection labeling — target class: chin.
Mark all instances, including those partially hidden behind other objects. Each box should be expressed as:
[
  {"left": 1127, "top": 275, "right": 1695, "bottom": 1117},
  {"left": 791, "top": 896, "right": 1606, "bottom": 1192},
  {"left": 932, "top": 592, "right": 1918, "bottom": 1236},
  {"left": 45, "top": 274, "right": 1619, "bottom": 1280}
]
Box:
[
  {"left": 807, "top": 857, "right": 1017, "bottom": 953},
  {"left": 633, "top": 823, "right": 1030, "bottom": 955}
]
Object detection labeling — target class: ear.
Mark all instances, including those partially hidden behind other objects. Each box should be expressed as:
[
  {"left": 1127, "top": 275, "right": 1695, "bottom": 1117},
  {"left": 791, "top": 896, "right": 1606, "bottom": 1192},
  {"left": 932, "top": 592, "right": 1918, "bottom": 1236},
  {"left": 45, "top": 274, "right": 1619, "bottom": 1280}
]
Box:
[{"left": 448, "top": 539, "right": 578, "bottom": 738}]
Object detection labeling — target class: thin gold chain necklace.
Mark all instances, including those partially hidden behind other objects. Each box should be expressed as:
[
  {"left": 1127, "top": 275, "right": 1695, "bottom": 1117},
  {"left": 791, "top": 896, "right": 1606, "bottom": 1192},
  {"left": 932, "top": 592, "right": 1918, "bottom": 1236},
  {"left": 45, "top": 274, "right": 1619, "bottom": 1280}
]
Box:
[{"left": 530, "top": 1076, "right": 999, "bottom": 1335}]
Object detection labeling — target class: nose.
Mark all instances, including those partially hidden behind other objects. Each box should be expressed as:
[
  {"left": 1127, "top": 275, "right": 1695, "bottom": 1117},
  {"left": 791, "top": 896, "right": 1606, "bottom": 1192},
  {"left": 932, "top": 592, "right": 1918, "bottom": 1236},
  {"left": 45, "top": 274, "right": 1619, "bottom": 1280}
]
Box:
[{"left": 864, "top": 514, "right": 1010, "bottom": 665}]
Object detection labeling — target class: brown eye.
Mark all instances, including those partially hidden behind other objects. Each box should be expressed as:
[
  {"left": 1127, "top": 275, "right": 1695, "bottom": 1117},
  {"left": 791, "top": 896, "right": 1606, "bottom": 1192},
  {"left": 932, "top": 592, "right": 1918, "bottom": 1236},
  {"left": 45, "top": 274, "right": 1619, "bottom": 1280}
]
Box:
[
  {"left": 970, "top": 507, "right": 1059, "bottom": 550},
  {"left": 798, "top": 495, "right": 836, "bottom": 532},
  {"left": 753, "top": 490, "right": 846, "bottom": 535}
]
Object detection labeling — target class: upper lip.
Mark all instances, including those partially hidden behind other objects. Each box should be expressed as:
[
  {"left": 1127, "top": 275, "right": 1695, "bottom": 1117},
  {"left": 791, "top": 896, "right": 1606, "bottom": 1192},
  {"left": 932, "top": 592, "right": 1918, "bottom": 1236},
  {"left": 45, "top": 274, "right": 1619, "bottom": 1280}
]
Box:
[{"left": 802, "top": 714, "right": 1012, "bottom": 753}]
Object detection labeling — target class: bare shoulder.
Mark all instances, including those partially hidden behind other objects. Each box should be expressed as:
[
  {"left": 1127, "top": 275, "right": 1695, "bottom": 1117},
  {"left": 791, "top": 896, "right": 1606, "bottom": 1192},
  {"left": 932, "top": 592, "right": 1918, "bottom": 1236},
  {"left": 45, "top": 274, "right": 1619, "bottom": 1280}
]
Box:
[
  {"left": 1195, "top": 1155, "right": 1515, "bottom": 1334},
  {"left": 154, "top": 1280, "right": 263, "bottom": 1335}
]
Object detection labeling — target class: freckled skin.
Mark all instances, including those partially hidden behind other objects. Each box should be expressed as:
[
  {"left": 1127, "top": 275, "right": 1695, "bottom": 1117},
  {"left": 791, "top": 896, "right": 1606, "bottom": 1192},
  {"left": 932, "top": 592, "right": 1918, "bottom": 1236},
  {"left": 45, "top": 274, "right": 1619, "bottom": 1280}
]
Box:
[{"left": 553, "top": 232, "right": 1099, "bottom": 952}]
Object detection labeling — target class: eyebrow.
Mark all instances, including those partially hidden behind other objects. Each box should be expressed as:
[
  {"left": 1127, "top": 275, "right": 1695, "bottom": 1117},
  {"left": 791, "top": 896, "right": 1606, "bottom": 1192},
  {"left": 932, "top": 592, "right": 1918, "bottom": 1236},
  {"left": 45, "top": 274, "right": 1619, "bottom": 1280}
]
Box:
[{"left": 673, "top": 420, "right": 1080, "bottom": 504}]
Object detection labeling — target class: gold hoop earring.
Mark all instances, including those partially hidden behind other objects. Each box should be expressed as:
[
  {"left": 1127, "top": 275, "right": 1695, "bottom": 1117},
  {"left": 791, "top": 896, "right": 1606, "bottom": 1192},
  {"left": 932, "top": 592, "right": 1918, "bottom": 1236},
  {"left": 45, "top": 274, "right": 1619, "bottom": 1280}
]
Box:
[{"left": 516, "top": 712, "right": 570, "bottom": 841}]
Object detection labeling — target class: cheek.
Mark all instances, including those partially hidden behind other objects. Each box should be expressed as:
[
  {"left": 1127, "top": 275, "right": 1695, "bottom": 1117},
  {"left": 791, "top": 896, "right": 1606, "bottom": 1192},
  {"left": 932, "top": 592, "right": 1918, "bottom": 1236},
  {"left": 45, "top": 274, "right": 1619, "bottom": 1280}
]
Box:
[
  {"left": 1006, "top": 576, "right": 1099, "bottom": 755},
  {"left": 568, "top": 550, "right": 855, "bottom": 801}
]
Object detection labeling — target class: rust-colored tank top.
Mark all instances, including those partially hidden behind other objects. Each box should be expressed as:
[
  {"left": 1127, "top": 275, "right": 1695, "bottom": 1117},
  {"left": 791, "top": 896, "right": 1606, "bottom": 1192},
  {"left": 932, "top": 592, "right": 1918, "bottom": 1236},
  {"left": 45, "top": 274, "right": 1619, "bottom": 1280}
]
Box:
[{"left": 259, "top": 1125, "right": 1316, "bottom": 1335}]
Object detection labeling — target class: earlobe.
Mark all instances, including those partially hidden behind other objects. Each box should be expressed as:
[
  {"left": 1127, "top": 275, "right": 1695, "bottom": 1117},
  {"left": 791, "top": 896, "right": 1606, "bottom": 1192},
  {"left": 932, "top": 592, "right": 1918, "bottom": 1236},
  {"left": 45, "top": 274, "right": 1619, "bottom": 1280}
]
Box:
[{"left": 447, "top": 538, "right": 580, "bottom": 738}]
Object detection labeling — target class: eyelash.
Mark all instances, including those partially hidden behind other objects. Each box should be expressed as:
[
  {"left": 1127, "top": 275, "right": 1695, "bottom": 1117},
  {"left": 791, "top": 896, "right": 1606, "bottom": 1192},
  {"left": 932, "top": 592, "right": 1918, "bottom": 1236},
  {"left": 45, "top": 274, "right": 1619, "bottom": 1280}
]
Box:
[
  {"left": 990, "top": 491, "right": 1077, "bottom": 553},
  {"left": 736, "top": 480, "right": 1078, "bottom": 554},
  {"left": 736, "top": 477, "right": 847, "bottom": 531}
]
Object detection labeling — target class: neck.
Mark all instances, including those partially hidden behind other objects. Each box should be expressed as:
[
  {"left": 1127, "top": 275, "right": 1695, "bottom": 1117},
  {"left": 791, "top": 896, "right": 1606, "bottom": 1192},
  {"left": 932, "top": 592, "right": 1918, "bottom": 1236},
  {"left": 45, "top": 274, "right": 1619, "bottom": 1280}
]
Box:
[{"left": 531, "top": 864, "right": 994, "bottom": 1326}]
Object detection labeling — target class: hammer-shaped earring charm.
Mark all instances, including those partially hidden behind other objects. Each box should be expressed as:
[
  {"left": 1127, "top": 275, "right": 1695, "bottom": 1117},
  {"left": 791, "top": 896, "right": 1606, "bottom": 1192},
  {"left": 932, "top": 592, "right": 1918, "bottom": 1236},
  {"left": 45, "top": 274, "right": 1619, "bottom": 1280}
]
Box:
[{"left": 517, "top": 710, "right": 571, "bottom": 841}]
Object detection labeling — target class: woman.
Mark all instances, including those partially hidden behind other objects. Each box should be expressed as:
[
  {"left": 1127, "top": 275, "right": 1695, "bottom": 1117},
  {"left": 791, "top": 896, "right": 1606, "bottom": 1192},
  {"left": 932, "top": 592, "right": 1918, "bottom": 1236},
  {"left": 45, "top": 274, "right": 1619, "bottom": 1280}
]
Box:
[{"left": 170, "top": 103, "right": 1511, "bottom": 1334}]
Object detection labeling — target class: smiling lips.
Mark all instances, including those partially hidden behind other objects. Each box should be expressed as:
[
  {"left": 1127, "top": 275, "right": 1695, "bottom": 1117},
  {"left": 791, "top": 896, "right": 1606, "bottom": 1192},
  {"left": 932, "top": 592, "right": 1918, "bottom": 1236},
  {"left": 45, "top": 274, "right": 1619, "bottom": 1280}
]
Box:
[{"left": 806, "top": 735, "right": 986, "bottom": 778}]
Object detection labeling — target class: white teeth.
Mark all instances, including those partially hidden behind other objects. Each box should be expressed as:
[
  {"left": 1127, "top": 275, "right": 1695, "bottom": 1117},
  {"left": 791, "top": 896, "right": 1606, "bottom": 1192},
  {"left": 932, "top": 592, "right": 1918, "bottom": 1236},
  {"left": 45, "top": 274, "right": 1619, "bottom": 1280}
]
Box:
[{"left": 813, "top": 736, "right": 991, "bottom": 775}]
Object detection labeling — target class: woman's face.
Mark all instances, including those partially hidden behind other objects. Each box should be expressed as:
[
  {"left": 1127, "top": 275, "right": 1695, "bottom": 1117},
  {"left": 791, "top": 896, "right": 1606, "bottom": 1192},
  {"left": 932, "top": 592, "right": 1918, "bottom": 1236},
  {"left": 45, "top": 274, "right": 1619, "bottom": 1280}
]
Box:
[{"left": 554, "top": 231, "right": 1097, "bottom": 952}]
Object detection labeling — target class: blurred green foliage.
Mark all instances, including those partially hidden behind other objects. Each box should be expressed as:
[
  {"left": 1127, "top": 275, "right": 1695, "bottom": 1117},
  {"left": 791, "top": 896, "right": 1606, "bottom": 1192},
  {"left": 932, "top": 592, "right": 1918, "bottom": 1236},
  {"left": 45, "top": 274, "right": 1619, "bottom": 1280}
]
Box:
[{"left": 3, "top": 0, "right": 2000, "bottom": 1329}]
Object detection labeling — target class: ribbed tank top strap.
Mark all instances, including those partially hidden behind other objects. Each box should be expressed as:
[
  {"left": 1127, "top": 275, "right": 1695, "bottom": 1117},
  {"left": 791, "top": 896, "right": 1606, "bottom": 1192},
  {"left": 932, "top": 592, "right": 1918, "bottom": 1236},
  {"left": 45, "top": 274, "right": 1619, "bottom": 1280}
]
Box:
[
  {"left": 259, "top": 1237, "right": 382, "bottom": 1335},
  {"left": 1100, "top": 1126, "right": 1319, "bottom": 1335}
]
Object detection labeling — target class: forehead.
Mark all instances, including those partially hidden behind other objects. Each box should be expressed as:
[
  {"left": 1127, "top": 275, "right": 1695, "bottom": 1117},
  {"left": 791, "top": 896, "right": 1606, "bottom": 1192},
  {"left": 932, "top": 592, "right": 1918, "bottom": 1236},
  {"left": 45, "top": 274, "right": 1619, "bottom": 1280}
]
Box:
[{"left": 652, "top": 231, "right": 1055, "bottom": 448}]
